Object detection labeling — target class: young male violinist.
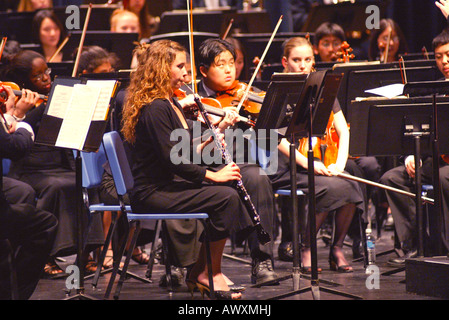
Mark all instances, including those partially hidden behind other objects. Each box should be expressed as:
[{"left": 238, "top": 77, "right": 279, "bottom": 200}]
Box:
[
  {"left": 193, "top": 38, "right": 279, "bottom": 286},
  {"left": 379, "top": 28, "right": 449, "bottom": 264}
]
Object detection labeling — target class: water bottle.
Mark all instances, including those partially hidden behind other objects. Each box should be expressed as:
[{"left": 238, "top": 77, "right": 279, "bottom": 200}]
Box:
[{"left": 366, "top": 228, "right": 376, "bottom": 266}]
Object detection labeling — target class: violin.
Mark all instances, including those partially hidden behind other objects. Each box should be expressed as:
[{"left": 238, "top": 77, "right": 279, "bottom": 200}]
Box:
[
  {"left": 174, "top": 88, "right": 255, "bottom": 127},
  {"left": 298, "top": 42, "right": 356, "bottom": 166},
  {"left": 336, "top": 41, "right": 355, "bottom": 63},
  {"left": 0, "top": 81, "right": 48, "bottom": 105},
  {"left": 298, "top": 112, "right": 339, "bottom": 167},
  {"left": 215, "top": 80, "right": 265, "bottom": 118}
]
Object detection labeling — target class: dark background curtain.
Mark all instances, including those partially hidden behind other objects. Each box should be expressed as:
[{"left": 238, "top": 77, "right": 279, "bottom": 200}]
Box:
[{"left": 388, "top": 0, "right": 447, "bottom": 53}]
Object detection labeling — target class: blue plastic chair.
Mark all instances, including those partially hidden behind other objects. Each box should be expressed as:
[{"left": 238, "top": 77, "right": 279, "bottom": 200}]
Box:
[
  {"left": 76, "top": 147, "right": 152, "bottom": 288},
  {"left": 2, "top": 158, "right": 11, "bottom": 176},
  {"left": 102, "top": 131, "right": 214, "bottom": 300}
]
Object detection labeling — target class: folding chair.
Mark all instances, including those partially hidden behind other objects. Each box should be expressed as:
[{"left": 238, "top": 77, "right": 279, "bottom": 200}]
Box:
[
  {"left": 77, "top": 147, "right": 151, "bottom": 288},
  {"left": 102, "top": 131, "right": 214, "bottom": 300}
]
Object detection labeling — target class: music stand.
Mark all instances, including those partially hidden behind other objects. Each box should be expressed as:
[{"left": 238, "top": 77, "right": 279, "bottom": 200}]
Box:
[
  {"left": 404, "top": 80, "right": 449, "bottom": 257},
  {"left": 255, "top": 70, "right": 361, "bottom": 299},
  {"left": 275, "top": 70, "right": 361, "bottom": 300},
  {"left": 35, "top": 77, "right": 118, "bottom": 300},
  {"left": 349, "top": 88, "right": 449, "bottom": 274}
]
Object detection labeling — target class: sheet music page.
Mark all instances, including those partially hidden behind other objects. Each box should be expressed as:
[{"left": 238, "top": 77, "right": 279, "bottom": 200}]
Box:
[
  {"left": 46, "top": 85, "right": 73, "bottom": 118},
  {"left": 365, "top": 83, "right": 405, "bottom": 99},
  {"left": 86, "top": 80, "right": 117, "bottom": 121},
  {"left": 55, "top": 84, "right": 101, "bottom": 150}
]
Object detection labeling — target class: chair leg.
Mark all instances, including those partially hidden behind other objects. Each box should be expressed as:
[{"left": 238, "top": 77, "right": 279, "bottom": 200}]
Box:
[
  {"left": 145, "top": 220, "right": 162, "bottom": 280},
  {"left": 160, "top": 220, "right": 174, "bottom": 294},
  {"left": 113, "top": 220, "right": 142, "bottom": 300},
  {"left": 90, "top": 211, "right": 119, "bottom": 287},
  {"left": 359, "top": 215, "right": 368, "bottom": 267},
  {"left": 104, "top": 218, "right": 131, "bottom": 299}
]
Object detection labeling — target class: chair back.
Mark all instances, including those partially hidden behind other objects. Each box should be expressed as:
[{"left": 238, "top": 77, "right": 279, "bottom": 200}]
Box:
[
  {"left": 77, "top": 146, "right": 107, "bottom": 189},
  {"left": 249, "top": 138, "right": 272, "bottom": 170},
  {"left": 102, "top": 131, "right": 134, "bottom": 197},
  {"left": 2, "top": 158, "right": 11, "bottom": 176}
]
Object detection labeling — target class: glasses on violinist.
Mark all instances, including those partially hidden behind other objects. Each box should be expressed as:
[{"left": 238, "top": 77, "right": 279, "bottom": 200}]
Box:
[
  {"left": 380, "top": 36, "right": 400, "bottom": 43},
  {"left": 31, "top": 68, "right": 52, "bottom": 81}
]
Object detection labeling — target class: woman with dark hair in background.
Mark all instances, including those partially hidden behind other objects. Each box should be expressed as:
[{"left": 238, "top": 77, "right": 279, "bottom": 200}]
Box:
[
  {"left": 75, "top": 45, "right": 119, "bottom": 76},
  {"left": 368, "top": 18, "right": 408, "bottom": 63},
  {"left": 127, "top": 0, "right": 159, "bottom": 39},
  {"left": 32, "top": 9, "right": 67, "bottom": 62},
  {"left": 17, "top": 0, "right": 53, "bottom": 12}
]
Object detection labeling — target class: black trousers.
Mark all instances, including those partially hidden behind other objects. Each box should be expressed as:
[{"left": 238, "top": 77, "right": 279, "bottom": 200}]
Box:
[
  {"left": 380, "top": 159, "right": 449, "bottom": 252},
  {"left": 130, "top": 181, "right": 252, "bottom": 243},
  {"left": 239, "top": 164, "right": 276, "bottom": 260},
  {"left": 0, "top": 203, "right": 58, "bottom": 300}
]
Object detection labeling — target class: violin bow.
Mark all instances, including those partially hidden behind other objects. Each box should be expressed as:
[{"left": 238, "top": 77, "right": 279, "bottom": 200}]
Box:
[
  {"left": 235, "top": 15, "right": 283, "bottom": 113},
  {"left": 382, "top": 24, "right": 392, "bottom": 64},
  {"left": 0, "top": 37, "right": 7, "bottom": 62},
  {"left": 49, "top": 34, "right": 70, "bottom": 63},
  {"left": 399, "top": 56, "right": 409, "bottom": 98},
  {"left": 221, "top": 18, "right": 234, "bottom": 40},
  {"left": 187, "top": 0, "right": 198, "bottom": 94},
  {"left": 72, "top": 3, "right": 93, "bottom": 77},
  {"left": 422, "top": 46, "right": 430, "bottom": 60}
]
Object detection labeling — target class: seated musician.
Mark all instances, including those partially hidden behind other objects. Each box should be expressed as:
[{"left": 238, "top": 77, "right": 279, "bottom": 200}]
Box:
[
  {"left": 313, "top": 22, "right": 345, "bottom": 63},
  {"left": 32, "top": 9, "right": 67, "bottom": 63},
  {"left": 380, "top": 28, "right": 449, "bottom": 264},
  {"left": 17, "top": 0, "right": 52, "bottom": 12},
  {"left": 75, "top": 46, "right": 118, "bottom": 76},
  {"left": 121, "top": 39, "right": 247, "bottom": 300},
  {"left": 110, "top": 9, "right": 141, "bottom": 36},
  {"left": 126, "top": 0, "right": 159, "bottom": 38},
  {"left": 0, "top": 84, "right": 58, "bottom": 300},
  {"left": 271, "top": 36, "right": 365, "bottom": 273},
  {"left": 368, "top": 19, "right": 408, "bottom": 63},
  {"left": 185, "top": 38, "right": 278, "bottom": 285},
  {"left": 1, "top": 50, "right": 105, "bottom": 278}
]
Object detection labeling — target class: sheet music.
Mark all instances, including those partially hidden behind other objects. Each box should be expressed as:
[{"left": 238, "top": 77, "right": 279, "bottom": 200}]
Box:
[
  {"left": 46, "top": 85, "right": 73, "bottom": 118},
  {"left": 365, "top": 83, "right": 405, "bottom": 99},
  {"left": 55, "top": 84, "right": 101, "bottom": 150},
  {"left": 86, "top": 80, "right": 117, "bottom": 120}
]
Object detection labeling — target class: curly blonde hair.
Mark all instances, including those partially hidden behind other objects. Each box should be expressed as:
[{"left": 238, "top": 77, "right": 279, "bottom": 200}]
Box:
[{"left": 121, "top": 40, "right": 186, "bottom": 144}]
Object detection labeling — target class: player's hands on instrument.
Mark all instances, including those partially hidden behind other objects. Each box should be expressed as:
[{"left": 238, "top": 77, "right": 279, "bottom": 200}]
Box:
[
  {"left": 206, "top": 162, "right": 241, "bottom": 183},
  {"left": 314, "top": 161, "right": 332, "bottom": 176}
]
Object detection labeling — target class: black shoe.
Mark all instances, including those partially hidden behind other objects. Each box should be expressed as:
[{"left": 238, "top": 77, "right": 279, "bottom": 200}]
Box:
[
  {"left": 251, "top": 258, "right": 279, "bottom": 285},
  {"left": 387, "top": 249, "right": 418, "bottom": 267},
  {"left": 352, "top": 238, "right": 363, "bottom": 260},
  {"left": 159, "top": 266, "right": 184, "bottom": 287},
  {"left": 278, "top": 241, "right": 293, "bottom": 262}
]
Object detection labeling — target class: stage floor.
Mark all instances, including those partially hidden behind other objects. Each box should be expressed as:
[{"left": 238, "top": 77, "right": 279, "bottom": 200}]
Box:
[{"left": 29, "top": 227, "right": 446, "bottom": 302}]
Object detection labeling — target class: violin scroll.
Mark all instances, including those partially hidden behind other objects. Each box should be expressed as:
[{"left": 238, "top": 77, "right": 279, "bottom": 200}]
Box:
[{"left": 336, "top": 41, "right": 355, "bottom": 63}]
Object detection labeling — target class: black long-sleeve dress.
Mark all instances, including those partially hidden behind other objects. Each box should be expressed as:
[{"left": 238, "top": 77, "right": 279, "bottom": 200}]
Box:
[{"left": 129, "top": 98, "right": 253, "bottom": 242}]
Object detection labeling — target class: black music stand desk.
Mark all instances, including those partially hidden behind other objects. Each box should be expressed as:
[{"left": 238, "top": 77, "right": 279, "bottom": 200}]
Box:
[{"left": 35, "top": 77, "right": 118, "bottom": 300}]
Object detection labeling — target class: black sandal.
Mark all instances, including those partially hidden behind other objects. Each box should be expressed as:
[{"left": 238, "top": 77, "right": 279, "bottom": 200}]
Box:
[
  {"left": 131, "top": 249, "right": 150, "bottom": 265},
  {"left": 84, "top": 258, "right": 99, "bottom": 275},
  {"left": 196, "top": 282, "right": 242, "bottom": 300},
  {"left": 42, "top": 259, "right": 66, "bottom": 279}
]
